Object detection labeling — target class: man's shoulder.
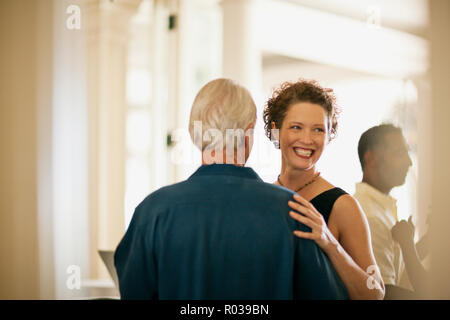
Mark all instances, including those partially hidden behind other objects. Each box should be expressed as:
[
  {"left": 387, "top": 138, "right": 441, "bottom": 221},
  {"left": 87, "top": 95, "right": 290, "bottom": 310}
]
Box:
[
  {"left": 353, "top": 191, "right": 378, "bottom": 214},
  {"left": 353, "top": 189, "right": 368, "bottom": 203},
  {"left": 126, "top": 180, "right": 192, "bottom": 228},
  {"left": 135, "top": 177, "right": 297, "bottom": 218},
  {"left": 159, "top": 174, "right": 295, "bottom": 200},
  {"left": 140, "top": 180, "right": 190, "bottom": 206},
  {"left": 250, "top": 180, "right": 296, "bottom": 197}
]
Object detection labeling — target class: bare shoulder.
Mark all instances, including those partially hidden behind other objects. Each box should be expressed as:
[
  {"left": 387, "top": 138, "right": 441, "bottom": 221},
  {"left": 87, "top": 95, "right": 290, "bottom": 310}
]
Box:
[
  {"left": 330, "top": 194, "right": 369, "bottom": 229},
  {"left": 334, "top": 193, "right": 364, "bottom": 214},
  {"left": 310, "top": 177, "right": 365, "bottom": 222}
]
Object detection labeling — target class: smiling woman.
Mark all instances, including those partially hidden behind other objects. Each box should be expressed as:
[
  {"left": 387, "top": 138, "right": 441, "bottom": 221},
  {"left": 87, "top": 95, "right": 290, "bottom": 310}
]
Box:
[
  {"left": 276, "top": 102, "right": 328, "bottom": 174},
  {"left": 263, "top": 79, "right": 339, "bottom": 191},
  {"left": 262, "top": 79, "right": 385, "bottom": 300}
]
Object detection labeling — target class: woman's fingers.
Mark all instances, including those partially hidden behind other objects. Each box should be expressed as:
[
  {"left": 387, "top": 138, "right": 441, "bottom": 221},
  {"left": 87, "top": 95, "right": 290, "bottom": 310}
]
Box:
[
  {"left": 293, "top": 193, "right": 318, "bottom": 211},
  {"left": 289, "top": 211, "right": 318, "bottom": 229},
  {"left": 288, "top": 200, "right": 321, "bottom": 222},
  {"left": 287, "top": 200, "right": 306, "bottom": 212},
  {"left": 293, "top": 194, "right": 322, "bottom": 217},
  {"left": 293, "top": 230, "right": 315, "bottom": 240}
]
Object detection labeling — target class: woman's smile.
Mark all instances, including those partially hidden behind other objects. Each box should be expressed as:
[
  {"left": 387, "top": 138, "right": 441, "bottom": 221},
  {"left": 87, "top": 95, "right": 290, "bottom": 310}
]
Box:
[
  {"left": 293, "top": 147, "right": 314, "bottom": 158},
  {"left": 280, "top": 102, "right": 328, "bottom": 170}
]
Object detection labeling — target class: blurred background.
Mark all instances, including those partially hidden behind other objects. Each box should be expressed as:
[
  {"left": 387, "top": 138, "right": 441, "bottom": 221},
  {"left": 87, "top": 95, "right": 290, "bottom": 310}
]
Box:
[{"left": 0, "top": 0, "right": 448, "bottom": 299}]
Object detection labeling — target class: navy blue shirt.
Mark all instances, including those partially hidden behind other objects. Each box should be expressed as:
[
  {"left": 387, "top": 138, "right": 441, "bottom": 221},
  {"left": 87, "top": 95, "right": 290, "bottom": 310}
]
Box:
[{"left": 114, "top": 164, "right": 348, "bottom": 300}]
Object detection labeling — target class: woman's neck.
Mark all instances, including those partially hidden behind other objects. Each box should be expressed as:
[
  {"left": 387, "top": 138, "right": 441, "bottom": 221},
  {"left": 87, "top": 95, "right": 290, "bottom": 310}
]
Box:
[{"left": 278, "top": 164, "right": 319, "bottom": 192}]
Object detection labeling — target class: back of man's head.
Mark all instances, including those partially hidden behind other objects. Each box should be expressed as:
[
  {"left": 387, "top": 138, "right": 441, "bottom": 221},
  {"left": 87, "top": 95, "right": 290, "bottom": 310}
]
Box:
[
  {"left": 357, "top": 123, "right": 403, "bottom": 171},
  {"left": 188, "top": 78, "right": 256, "bottom": 157}
]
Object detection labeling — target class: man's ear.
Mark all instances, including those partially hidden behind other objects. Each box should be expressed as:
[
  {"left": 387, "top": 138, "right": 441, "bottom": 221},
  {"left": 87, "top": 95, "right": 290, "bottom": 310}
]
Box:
[
  {"left": 245, "top": 122, "right": 255, "bottom": 147},
  {"left": 244, "top": 122, "right": 255, "bottom": 162},
  {"left": 246, "top": 122, "right": 255, "bottom": 130},
  {"left": 364, "top": 149, "right": 377, "bottom": 168}
]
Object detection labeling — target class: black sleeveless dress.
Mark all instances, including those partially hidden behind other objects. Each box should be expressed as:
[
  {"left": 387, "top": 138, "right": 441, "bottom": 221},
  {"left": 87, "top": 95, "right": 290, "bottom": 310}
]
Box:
[{"left": 309, "top": 188, "right": 348, "bottom": 225}]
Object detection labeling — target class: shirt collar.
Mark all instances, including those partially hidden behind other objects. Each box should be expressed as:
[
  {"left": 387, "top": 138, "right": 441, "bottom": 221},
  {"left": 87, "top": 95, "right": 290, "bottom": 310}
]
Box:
[
  {"left": 189, "top": 164, "right": 263, "bottom": 182},
  {"left": 355, "top": 182, "right": 397, "bottom": 211}
]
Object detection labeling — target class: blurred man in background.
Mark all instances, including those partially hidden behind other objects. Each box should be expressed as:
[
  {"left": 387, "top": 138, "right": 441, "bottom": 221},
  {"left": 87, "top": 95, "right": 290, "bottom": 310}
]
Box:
[{"left": 354, "top": 124, "right": 428, "bottom": 299}]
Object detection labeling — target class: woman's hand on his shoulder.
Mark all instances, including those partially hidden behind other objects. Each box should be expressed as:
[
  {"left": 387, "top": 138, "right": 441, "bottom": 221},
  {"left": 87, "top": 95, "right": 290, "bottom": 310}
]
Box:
[{"left": 288, "top": 193, "right": 339, "bottom": 253}]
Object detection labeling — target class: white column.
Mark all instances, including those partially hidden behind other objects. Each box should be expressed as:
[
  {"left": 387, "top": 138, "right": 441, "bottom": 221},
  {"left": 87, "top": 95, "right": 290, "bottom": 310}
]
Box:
[
  {"left": 169, "top": 0, "right": 197, "bottom": 182},
  {"left": 51, "top": 0, "right": 90, "bottom": 299},
  {"left": 85, "top": 0, "right": 141, "bottom": 279},
  {"left": 221, "top": 0, "right": 262, "bottom": 95},
  {"left": 221, "top": 0, "right": 267, "bottom": 176}
]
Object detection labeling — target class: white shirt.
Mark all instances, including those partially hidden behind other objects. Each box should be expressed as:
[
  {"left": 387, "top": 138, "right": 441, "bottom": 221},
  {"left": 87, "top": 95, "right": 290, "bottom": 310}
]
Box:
[{"left": 354, "top": 182, "right": 405, "bottom": 286}]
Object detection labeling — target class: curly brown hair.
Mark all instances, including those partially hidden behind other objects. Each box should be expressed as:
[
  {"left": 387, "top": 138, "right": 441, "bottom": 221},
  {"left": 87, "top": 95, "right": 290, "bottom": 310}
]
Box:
[{"left": 263, "top": 79, "right": 340, "bottom": 141}]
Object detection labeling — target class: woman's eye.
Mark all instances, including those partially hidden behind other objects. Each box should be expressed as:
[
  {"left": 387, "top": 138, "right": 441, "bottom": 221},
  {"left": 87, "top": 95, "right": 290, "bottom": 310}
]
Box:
[
  {"left": 291, "top": 126, "right": 301, "bottom": 129},
  {"left": 314, "top": 128, "right": 325, "bottom": 133}
]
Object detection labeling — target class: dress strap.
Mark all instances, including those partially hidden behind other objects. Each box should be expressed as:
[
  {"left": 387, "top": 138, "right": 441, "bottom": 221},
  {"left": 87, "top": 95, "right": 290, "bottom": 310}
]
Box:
[{"left": 310, "top": 188, "right": 348, "bottom": 224}]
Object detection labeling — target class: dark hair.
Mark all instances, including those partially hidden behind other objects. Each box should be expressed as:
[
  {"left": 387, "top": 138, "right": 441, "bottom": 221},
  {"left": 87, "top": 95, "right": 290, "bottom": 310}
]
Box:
[
  {"left": 263, "top": 78, "right": 340, "bottom": 141},
  {"left": 358, "top": 123, "right": 403, "bottom": 170}
]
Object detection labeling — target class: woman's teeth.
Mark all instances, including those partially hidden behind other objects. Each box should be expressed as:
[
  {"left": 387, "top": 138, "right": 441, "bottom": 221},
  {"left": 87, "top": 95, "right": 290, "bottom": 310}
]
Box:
[{"left": 294, "top": 148, "right": 313, "bottom": 157}]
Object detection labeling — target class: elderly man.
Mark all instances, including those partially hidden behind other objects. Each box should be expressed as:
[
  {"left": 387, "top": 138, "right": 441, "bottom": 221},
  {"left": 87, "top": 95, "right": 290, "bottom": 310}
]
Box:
[{"left": 114, "top": 78, "right": 348, "bottom": 299}]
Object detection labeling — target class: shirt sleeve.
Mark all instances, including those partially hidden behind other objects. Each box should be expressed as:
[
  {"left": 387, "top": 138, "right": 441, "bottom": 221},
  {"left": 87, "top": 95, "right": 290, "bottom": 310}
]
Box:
[
  {"left": 293, "top": 237, "right": 349, "bottom": 300},
  {"left": 366, "top": 216, "right": 397, "bottom": 286},
  {"left": 114, "top": 206, "right": 158, "bottom": 299}
]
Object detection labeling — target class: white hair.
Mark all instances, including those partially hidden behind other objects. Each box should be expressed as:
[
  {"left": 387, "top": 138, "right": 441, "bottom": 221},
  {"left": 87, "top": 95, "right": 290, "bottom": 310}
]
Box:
[{"left": 189, "top": 78, "right": 256, "bottom": 152}]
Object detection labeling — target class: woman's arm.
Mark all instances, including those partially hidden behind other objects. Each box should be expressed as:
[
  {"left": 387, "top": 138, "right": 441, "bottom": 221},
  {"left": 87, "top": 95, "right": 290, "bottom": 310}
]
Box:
[{"left": 288, "top": 193, "right": 385, "bottom": 300}]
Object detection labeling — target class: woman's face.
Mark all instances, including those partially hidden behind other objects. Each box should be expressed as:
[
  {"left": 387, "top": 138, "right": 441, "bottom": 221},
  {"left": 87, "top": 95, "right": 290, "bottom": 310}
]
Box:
[{"left": 278, "top": 102, "right": 329, "bottom": 171}]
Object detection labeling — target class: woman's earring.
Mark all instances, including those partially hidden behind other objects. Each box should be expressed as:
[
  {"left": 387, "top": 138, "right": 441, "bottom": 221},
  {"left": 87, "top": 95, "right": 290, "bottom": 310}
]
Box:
[
  {"left": 273, "top": 140, "right": 280, "bottom": 149},
  {"left": 270, "top": 125, "right": 280, "bottom": 149}
]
